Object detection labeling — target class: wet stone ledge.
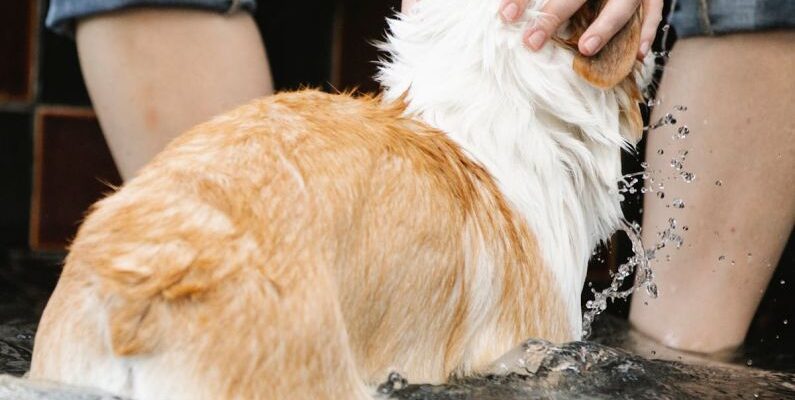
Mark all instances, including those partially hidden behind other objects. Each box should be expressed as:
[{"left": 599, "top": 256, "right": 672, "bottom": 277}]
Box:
[{"left": 2, "top": 337, "right": 794, "bottom": 400}]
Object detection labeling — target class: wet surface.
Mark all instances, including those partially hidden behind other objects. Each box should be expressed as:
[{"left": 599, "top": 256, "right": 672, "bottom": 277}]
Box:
[
  {"left": 389, "top": 338, "right": 795, "bottom": 400},
  {"left": 0, "top": 320, "right": 34, "bottom": 377},
  {"left": 1, "top": 249, "right": 794, "bottom": 399}
]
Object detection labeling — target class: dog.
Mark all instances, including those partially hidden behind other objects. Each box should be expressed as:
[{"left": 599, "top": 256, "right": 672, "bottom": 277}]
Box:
[{"left": 29, "top": 0, "right": 647, "bottom": 398}]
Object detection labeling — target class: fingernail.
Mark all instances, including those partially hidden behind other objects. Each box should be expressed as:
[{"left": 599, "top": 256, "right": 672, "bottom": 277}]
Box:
[
  {"left": 527, "top": 30, "right": 546, "bottom": 50},
  {"left": 639, "top": 40, "right": 651, "bottom": 56},
  {"left": 582, "top": 35, "right": 602, "bottom": 55},
  {"left": 501, "top": 3, "right": 519, "bottom": 22}
]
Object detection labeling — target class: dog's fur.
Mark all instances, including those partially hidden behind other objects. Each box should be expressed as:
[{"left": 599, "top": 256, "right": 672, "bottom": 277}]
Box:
[{"left": 30, "top": 0, "right": 647, "bottom": 398}]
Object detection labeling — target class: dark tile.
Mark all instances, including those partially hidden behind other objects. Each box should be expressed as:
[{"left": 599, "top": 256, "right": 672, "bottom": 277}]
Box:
[
  {"left": 31, "top": 106, "right": 120, "bottom": 250},
  {"left": 255, "top": 0, "right": 337, "bottom": 91},
  {"left": 38, "top": 0, "right": 91, "bottom": 106},
  {"left": 0, "top": 112, "right": 33, "bottom": 247},
  {"left": 0, "top": 1, "right": 38, "bottom": 102},
  {"left": 334, "top": 0, "right": 399, "bottom": 93}
]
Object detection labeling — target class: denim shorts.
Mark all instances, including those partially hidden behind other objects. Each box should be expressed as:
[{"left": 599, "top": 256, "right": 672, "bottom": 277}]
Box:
[
  {"left": 670, "top": 0, "right": 795, "bottom": 38},
  {"left": 46, "top": 0, "right": 258, "bottom": 37}
]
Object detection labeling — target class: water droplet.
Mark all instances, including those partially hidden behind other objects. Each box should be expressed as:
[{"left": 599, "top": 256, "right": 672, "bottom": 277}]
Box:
[
  {"left": 715, "top": 180, "right": 723, "bottom": 186},
  {"left": 719, "top": 255, "right": 726, "bottom": 261},
  {"left": 377, "top": 372, "right": 408, "bottom": 394},
  {"left": 656, "top": 192, "right": 665, "bottom": 199},
  {"left": 657, "top": 149, "right": 664, "bottom": 155},
  {"left": 674, "top": 105, "right": 687, "bottom": 111},
  {"left": 675, "top": 125, "right": 690, "bottom": 139},
  {"left": 746, "top": 359, "right": 753, "bottom": 366},
  {"left": 651, "top": 350, "right": 657, "bottom": 355},
  {"left": 651, "top": 113, "right": 677, "bottom": 129},
  {"left": 683, "top": 226, "right": 689, "bottom": 231},
  {"left": 680, "top": 172, "right": 696, "bottom": 183},
  {"left": 730, "top": 260, "right": 736, "bottom": 266},
  {"left": 646, "top": 283, "right": 658, "bottom": 298},
  {"left": 672, "top": 198, "right": 685, "bottom": 209},
  {"left": 647, "top": 98, "right": 661, "bottom": 107},
  {"left": 784, "top": 319, "right": 789, "bottom": 325}
]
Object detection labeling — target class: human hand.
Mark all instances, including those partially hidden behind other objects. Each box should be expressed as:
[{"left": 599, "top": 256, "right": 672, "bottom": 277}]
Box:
[{"left": 499, "top": 0, "right": 663, "bottom": 59}]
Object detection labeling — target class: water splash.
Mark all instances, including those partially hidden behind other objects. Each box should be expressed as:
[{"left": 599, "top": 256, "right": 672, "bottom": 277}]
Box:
[
  {"left": 584, "top": 44, "right": 697, "bottom": 335},
  {"left": 582, "top": 218, "right": 667, "bottom": 338},
  {"left": 378, "top": 371, "right": 409, "bottom": 395}
]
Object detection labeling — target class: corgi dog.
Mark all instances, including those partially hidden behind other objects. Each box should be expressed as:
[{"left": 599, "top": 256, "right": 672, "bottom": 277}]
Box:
[{"left": 30, "top": 0, "right": 647, "bottom": 398}]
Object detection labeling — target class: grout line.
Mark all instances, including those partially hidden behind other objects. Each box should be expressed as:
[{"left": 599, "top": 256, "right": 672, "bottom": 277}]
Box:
[{"left": 0, "top": 103, "right": 35, "bottom": 114}]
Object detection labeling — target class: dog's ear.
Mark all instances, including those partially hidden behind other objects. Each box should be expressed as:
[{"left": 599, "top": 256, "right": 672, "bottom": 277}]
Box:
[
  {"left": 567, "top": 1, "right": 642, "bottom": 89},
  {"left": 560, "top": 1, "right": 645, "bottom": 143}
]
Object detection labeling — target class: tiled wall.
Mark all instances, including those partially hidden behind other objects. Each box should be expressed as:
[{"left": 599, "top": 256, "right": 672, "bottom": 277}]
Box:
[{"left": 0, "top": 0, "right": 399, "bottom": 251}]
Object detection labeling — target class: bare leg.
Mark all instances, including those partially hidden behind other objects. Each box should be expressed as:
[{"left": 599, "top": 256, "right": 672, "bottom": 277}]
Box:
[
  {"left": 630, "top": 31, "right": 795, "bottom": 354},
  {"left": 76, "top": 9, "right": 273, "bottom": 180}
]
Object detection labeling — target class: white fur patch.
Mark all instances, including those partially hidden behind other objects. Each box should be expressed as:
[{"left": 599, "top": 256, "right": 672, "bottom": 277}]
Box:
[{"left": 378, "top": 0, "right": 639, "bottom": 338}]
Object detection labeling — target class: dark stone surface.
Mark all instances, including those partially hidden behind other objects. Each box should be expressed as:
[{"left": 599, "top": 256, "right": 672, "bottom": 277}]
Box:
[{"left": 388, "top": 340, "right": 795, "bottom": 400}]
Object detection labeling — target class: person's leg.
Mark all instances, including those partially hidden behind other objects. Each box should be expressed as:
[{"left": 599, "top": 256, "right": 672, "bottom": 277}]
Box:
[
  {"left": 629, "top": 30, "right": 795, "bottom": 354},
  {"left": 76, "top": 8, "right": 273, "bottom": 180}
]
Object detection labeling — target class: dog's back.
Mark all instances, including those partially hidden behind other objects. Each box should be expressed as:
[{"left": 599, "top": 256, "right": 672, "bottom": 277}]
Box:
[
  {"left": 30, "top": 0, "right": 649, "bottom": 396},
  {"left": 30, "top": 91, "right": 569, "bottom": 399}
]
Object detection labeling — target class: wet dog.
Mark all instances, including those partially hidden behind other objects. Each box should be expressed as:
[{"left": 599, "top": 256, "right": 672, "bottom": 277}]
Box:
[{"left": 30, "top": 0, "right": 648, "bottom": 398}]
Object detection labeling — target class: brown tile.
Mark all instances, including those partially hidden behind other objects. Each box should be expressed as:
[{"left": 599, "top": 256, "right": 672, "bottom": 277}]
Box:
[
  {"left": 0, "top": 0, "right": 38, "bottom": 102},
  {"left": 30, "top": 106, "right": 121, "bottom": 250},
  {"left": 0, "top": 112, "right": 32, "bottom": 247}
]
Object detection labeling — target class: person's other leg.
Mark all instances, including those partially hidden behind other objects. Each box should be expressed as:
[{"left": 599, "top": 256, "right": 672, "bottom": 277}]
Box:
[
  {"left": 76, "top": 8, "right": 273, "bottom": 180},
  {"left": 629, "top": 30, "right": 795, "bottom": 354}
]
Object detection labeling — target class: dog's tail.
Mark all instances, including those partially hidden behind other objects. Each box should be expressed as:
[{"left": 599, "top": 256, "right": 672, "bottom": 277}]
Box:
[{"left": 29, "top": 185, "right": 372, "bottom": 400}]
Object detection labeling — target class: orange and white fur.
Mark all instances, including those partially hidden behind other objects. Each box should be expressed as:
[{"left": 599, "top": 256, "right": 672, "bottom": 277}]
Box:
[{"left": 30, "top": 0, "right": 648, "bottom": 398}]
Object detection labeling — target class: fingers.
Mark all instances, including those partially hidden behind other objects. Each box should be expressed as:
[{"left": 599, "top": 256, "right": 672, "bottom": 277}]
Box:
[
  {"left": 523, "top": 0, "right": 586, "bottom": 51},
  {"left": 401, "top": 0, "right": 418, "bottom": 13},
  {"left": 499, "top": 0, "right": 531, "bottom": 22},
  {"left": 578, "top": 0, "right": 640, "bottom": 56},
  {"left": 637, "top": 0, "right": 664, "bottom": 59}
]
